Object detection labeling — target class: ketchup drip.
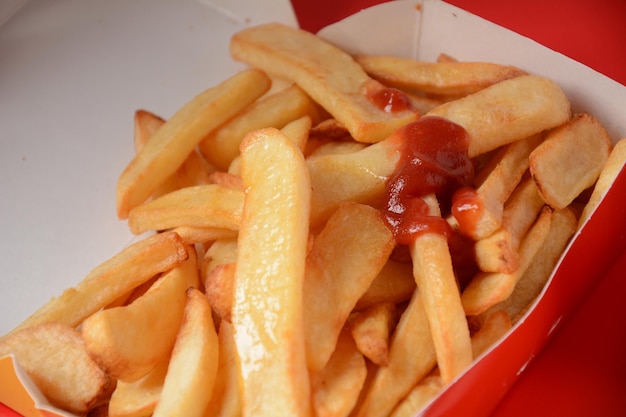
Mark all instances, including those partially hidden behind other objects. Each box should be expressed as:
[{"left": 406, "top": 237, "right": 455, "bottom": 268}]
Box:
[
  {"left": 368, "top": 87, "right": 414, "bottom": 113},
  {"left": 381, "top": 116, "right": 474, "bottom": 245}
]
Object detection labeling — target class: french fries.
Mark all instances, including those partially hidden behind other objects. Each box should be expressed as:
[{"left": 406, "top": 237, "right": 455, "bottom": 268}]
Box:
[
  {"left": 230, "top": 23, "right": 419, "bottom": 144},
  {"left": 0, "top": 322, "right": 113, "bottom": 414},
  {"left": 232, "top": 127, "right": 312, "bottom": 417},
  {"left": 81, "top": 250, "right": 199, "bottom": 382},
  {"left": 116, "top": 69, "right": 270, "bottom": 219},
  {"left": 2, "top": 20, "right": 623, "bottom": 417}
]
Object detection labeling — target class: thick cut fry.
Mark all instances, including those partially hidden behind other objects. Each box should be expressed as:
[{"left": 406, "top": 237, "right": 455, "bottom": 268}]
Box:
[
  {"left": 355, "top": 291, "right": 436, "bottom": 417},
  {"left": 109, "top": 359, "right": 169, "bottom": 417},
  {"left": 303, "top": 202, "right": 395, "bottom": 371},
  {"left": 355, "top": 260, "right": 415, "bottom": 311},
  {"left": 230, "top": 23, "right": 419, "bottom": 144},
  {"left": 308, "top": 137, "right": 400, "bottom": 227},
  {"left": 203, "top": 238, "right": 239, "bottom": 276},
  {"left": 226, "top": 115, "right": 312, "bottom": 177},
  {"left": 474, "top": 178, "right": 545, "bottom": 273},
  {"left": 310, "top": 327, "right": 367, "bottom": 417},
  {"left": 204, "top": 322, "right": 241, "bottom": 417},
  {"left": 409, "top": 196, "right": 472, "bottom": 385},
  {"left": 453, "top": 134, "right": 543, "bottom": 239},
  {"left": 280, "top": 115, "right": 312, "bottom": 152},
  {"left": 172, "top": 225, "right": 237, "bottom": 245},
  {"left": 117, "top": 69, "right": 271, "bottom": 218},
  {"left": 134, "top": 109, "right": 166, "bottom": 153},
  {"left": 199, "top": 84, "right": 321, "bottom": 170},
  {"left": 127, "top": 184, "right": 244, "bottom": 235},
  {"left": 470, "top": 309, "right": 512, "bottom": 358},
  {"left": 355, "top": 56, "right": 525, "bottom": 96},
  {"left": 530, "top": 112, "right": 612, "bottom": 209},
  {"left": 4, "top": 232, "right": 188, "bottom": 337},
  {"left": 0, "top": 322, "right": 113, "bottom": 414},
  {"left": 389, "top": 376, "right": 443, "bottom": 417},
  {"left": 350, "top": 302, "right": 398, "bottom": 366},
  {"left": 81, "top": 250, "right": 199, "bottom": 382},
  {"left": 579, "top": 138, "right": 626, "bottom": 226},
  {"left": 134, "top": 109, "right": 213, "bottom": 198},
  {"left": 494, "top": 207, "right": 578, "bottom": 322},
  {"left": 204, "top": 263, "right": 236, "bottom": 323},
  {"left": 427, "top": 75, "right": 571, "bottom": 157},
  {"left": 462, "top": 206, "right": 553, "bottom": 316},
  {"left": 209, "top": 171, "right": 244, "bottom": 191},
  {"left": 152, "top": 288, "right": 218, "bottom": 417},
  {"left": 232, "top": 128, "right": 312, "bottom": 417}
]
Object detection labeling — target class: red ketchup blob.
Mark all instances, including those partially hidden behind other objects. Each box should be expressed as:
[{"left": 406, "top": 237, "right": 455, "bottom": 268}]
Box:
[
  {"left": 451, "top": 187, "right": 484, "bottom": 237},
  {"left": 381, "top": 116, "right": 474, "bottom": 245},
  {"left": 368, "top": 87, "right": 413, "bottom": 113}
]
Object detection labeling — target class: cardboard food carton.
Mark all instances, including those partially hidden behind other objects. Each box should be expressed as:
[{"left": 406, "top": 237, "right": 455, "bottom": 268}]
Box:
[{"left": 0, "top": 1, "right": 623, "bottom": 416}]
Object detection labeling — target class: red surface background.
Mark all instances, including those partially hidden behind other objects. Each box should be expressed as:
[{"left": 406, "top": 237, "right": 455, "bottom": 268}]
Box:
[{"left": 291, "top": 0, "right": 626, "bottom": 415}]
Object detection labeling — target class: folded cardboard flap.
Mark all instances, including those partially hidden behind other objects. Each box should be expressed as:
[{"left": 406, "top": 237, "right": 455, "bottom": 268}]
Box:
[{"left": 0, "top": 355, "right": 75, "bottom": 417}]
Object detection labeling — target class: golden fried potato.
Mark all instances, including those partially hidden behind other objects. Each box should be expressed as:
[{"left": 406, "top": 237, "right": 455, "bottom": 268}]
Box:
[
  {"left": 230, "top": 23, "right": 419, "bottom": 144},
  {"left": 0, "top": 322, "right": 113, "bottom": 414},
  {"left": 530, "top": 112, "right": 612, "bottom": 209}
]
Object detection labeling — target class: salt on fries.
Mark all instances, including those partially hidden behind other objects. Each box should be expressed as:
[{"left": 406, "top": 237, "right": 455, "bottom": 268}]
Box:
[{"left": 1, "top": 21, "right": 624, "bottom": 417}]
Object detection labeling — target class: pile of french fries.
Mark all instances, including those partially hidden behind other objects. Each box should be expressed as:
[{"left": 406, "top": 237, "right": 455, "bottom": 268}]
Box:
[{"left": 1, "top": 22, "right": 625, "bottom": 417}]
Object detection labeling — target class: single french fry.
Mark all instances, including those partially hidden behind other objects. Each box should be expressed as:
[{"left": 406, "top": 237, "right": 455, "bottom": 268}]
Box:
[
  {"left": 495, "top": 207, "right": 578, "bottom": 322},
  {"left": 355, "top": 260, "right": 415, "bottom": 311},
  {"left": 404, "top": 91, "right": 444, "bottom": 114},
  {"left": 355, "top": 291, "right": 436, "bottom": 417},
  {"left": 388, "top": 376, "right": 443, "bottom": 417},
  {"left": 127, "top": 184, "right": 244, "bottom": 235},
  {"left": 310, "top": 327, "right": 367, "bottom": 417},
  {"left": 4, "top": 231, "right": 188, "bottom": 337},
  {"left": 470, "top": 309, "right": 512, "bottom": 358},
  {"left": 152, "top": 288, "right": 219, "bottom": 417},
  {"left": 108, "top": 359, "right": 169, "bottom": 417},
  {"left": 303, "top": 202, "right": 395, "bottom": 371},
  {"left": 204, "top": 263, "right": 236, "bottom": 323},
  {"left": 117, "top": 69, "right": 271, "bottom": 219},
  {"left": 307, "top": 137, "right": 400, "bottom": 227},
  {"left": 133, "top": 109, "right": 212, "bottom": 199},
  {"left": 350, "top": 301, "right": 398, "bottom": 366},
  {"left": 452, "top": 134, "right": 544, "bottom": 239},
  {"left": 280, "top": 115, "right": 312, "bottom": 152},
  {"left": 0, "top": 322, "right": 113, "bottom": 415},
  {"left": 409, "top": 195, "right": 472, "bottom": 385},
  {"left": 307, "top": 140, "right": 368, "bottom": 160},
  {"left": 462, "top": 206, "right": 553, "bottom": 316},
  {"left": 209, "top": 171, "right": 244, "bottom": 191},
  {"left": 134, "top": 109, "right": 166, "bottom": 153},
  {"left": 226, "top": 115, "right": 312, "bottom": 177},
  {"left": 579, "top": 138, "right": 626, "bottom": 226},
  {"left": 474, "top": 178, "right": 546, "bottom": 273},
  {"left": 230, "top": 23, "right": 419, "bottom": 144},
  {"left": 199, "top": 84, "right": 321, "bottom": 170},
  {"left": 355, "top": 55, "right": 526, "bottom": 96},
  {"left": 204, "top": 321, "right": 241, "bottom": 417},
  {"left": 172, "top": 225, "right": 237, "bottom": 245},
  {"left": 81, "top": 249, "right": 199, "bottom": 382},
  {"left": 308, "top": 118, "right": 351, "bottom": 143},
  {"left": 232, "top": 127, "right": 312, "bottom": 417},
  {"left": 203, "top": 238, "right": 239, "bottom": 276},
  {"left": 530, "top": 112, "right": 612, "bottom": 209},
  {"left": 427, "top": 75, "right": 571, "bottom": 157}
]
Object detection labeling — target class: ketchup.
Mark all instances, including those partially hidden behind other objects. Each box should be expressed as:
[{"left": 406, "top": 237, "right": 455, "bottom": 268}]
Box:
[
  {"left": 451, "top": 187, "right": 483, "bottom": 237},
  {"left": 368, "top": 87, "right": 413, "bottom": 113},
  {"left": 381, "top": 116, "right": 473, "bottom": 245}
]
